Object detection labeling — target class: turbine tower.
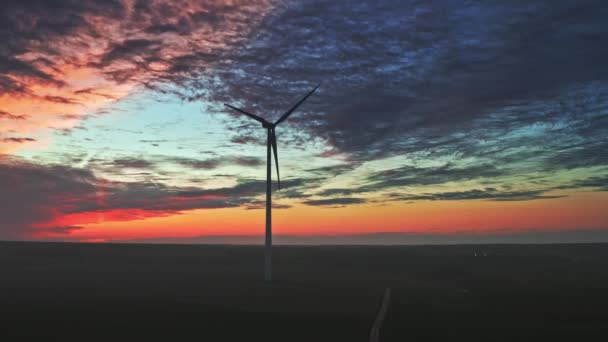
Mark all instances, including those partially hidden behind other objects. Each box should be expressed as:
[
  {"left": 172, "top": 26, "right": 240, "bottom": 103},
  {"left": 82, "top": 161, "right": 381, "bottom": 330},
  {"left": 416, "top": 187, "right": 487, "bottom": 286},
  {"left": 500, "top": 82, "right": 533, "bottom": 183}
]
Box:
[{"left": 224, "top": 84, "right": 319, "bottom": 282}]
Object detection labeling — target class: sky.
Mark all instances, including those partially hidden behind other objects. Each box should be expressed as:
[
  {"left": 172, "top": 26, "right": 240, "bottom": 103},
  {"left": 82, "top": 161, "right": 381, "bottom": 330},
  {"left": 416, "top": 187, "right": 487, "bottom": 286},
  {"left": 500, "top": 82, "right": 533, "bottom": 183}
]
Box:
[{"left": 1, "top": 0, "right": 607, "bottom": 244}]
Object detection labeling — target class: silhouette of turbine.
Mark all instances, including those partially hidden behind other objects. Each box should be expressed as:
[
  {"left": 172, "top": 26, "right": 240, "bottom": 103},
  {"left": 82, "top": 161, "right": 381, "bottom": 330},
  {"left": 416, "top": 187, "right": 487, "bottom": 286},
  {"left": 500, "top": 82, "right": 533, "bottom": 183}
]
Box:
[{"left": 224, "top": 84, "right": 319, "bottom": 282}]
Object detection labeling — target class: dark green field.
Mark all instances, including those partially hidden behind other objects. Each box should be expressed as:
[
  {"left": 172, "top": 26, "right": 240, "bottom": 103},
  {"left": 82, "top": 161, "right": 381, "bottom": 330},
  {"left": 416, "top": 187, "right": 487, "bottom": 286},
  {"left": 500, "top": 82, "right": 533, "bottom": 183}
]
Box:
[{"left": 1, "top": 241, "right": 607, "bottom": 341}]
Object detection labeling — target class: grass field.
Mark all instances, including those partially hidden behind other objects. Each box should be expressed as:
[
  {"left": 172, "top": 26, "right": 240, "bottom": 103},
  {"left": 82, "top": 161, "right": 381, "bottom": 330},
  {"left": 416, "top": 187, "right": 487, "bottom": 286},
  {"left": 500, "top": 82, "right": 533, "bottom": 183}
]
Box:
[{"left": 1, "top": 241, "right": 607, "bottom": 341}]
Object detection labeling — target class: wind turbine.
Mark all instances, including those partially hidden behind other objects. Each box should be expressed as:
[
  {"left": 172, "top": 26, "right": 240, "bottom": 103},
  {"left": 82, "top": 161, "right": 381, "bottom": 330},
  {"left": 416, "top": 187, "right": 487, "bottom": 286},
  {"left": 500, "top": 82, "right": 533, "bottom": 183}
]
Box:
[{"left": 224, "top": 84, "right": 319, "bottom": 282}]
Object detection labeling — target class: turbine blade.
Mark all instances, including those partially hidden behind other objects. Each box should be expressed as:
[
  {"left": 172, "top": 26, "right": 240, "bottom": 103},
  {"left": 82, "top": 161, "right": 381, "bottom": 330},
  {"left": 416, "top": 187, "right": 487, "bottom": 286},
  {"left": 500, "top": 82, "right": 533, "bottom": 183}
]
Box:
[
  {"left": 224, "top": 104, "right": 270, "bottom": 126},
  {"left": 274, "top": 84, "right": 320, "bottom": 126},
  {"left": 271, "top": 129, "right": 280, "bottom": 190}
]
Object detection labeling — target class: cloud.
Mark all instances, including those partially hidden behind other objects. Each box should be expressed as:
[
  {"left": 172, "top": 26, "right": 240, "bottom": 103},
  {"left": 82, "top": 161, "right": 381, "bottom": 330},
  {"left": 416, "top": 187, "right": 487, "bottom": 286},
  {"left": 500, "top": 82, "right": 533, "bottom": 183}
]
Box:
[
  {"left": 393, "top": 189, "right": 563, "bottom": 202},
  {"left": 1, "top": 137, "right": 36, "bottom": 143},
  {"left": 0, "top": 0, "right": 277, "bottom": 149},
  {"left": 43, "top": 226, "right": 84, "bottom": 234},
  {"left": 172, "top": 157, "right": 223, "bottom": 170},
  {"left": 0, "top": 110, "right": 28, "bottom": 120},
  {"left": 0, "top": 153, "right": 327, "bottom": 239},
  {"left": 554, "top": 176, "right": 608, "bottom": 192},
  {"left": 0, "top": 155, "right": 98, "bottom": 239},
  {"left": 1, "top": 0, "right": 608, "bottom": 231},
  {"left": 315, "top": 163, "right": 506, "bottom": 198},
  {"left": 42, "top": 95, "right": 79, "bottom": 104},
  {"left": 170, "top": 156, "right": 264, "bottom": 169},
  {"left": 371, "top": 163, "right": 503, "bottom": 187},
  {"left": 233, "top": 156, "right": 264, "bottom": 167},
  {"left": 303, "top": 197, "right": 366, "bottom": 207},
  {"left": 0, "top": 55, "right": 65, "bottom": 92},
  {"left": 245, "top": 201, "right": 291, "bottom": 210},
  {"left": 3, "top": 0, "right": 607, "bottom": 180},
  {"left": 0, "top": 1, "right": 123, "bottom": 94},
  {"left": 73, "top": 88, "right": 118, "bottom": 100},
  {"left": 542, "top": 140, "right": 608, "bottom": 171},
  {"left": 83, "top": 155, "right": 267, "bottom": 177},
  {"left": 98, "top": 38, "right": 162, "bottom": 67},
  {"left": 0, "top": 156, "right": 289, "bottom": 239},
  {"left": 196, "top": 0, "right": 608, "bottom": 183},
  {"left": 230, "top": 136, "right": 264, "bottom": 145},
  {"left": 305, "top": 163, "right": 361, "bottom": 177},
  {"left": 109, "top": 158, "right": 156, "bottom": 170}
]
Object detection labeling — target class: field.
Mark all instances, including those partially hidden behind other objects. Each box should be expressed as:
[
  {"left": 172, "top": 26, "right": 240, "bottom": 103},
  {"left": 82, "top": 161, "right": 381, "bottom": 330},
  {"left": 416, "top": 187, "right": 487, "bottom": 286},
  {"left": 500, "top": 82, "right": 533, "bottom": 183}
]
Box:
[{"left": 1, "top": 241, "right": 607, "bottom": 341}]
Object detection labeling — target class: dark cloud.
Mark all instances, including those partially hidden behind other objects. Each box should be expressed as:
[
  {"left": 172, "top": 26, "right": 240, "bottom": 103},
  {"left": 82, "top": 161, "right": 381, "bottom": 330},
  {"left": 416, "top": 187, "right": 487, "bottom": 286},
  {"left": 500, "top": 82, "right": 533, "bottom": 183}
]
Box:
[
  {"left": 98, "top": 39, "right": 162, "bottom": 67},
  {"left": 170, "top": 156, "right": 264, "bottom": 169},
  {"left": 139, "top": 139, "right": 169, "bottom": 143},
  {"left": 245, "top": 201, "right": 292, "bottom": 210},
  {"left": 171, "top": 157, "right": 222, "bottom": 170},
  {"left": 303, "top": 197, "right": 366, "bottom": 207},
  {"left": 394, "top": 189, "right": 563, "bottom": 202},
  {"left": 1, "top": 137, "right": 36, "bottom": 143},
  {"left": 42, "top": 95, "right": 79, "bottom": 104},
  {"left": 276, "top": 187, "right": 313, "bottom": 200},
  {"left": 367, "top": 163, "right": 503, "bottom": 188},
  {"left": 43, "top": 226, "right": 83, "bottom": 234},
  {"left": 0, "top": 0, "right": 275, "bottom": 101},
  {"left": 73, "top": 88, "right": 118, "bottom": 100},
  {"left": 59, "top": 114, "right": 83, "bottom": 120},
  {"left": 0, "top": 156, "right": 98, "bottom": 239},
  {"left": 0, "top": 0, "right": 125, "bottom": 95},
  {"left": 233, "top": 156, "right": 264, "bottom": 167},
  {"left": 230, "top": 136, "right": 264, "bottom": 145},
  {"left": 95, "top": 0, "right": 275, "bottom": 87},
  {"left": 0, "top": 74, "right": 26, "bottom": 94},
  {"left": 0, "top": 156, "right": 290, "bottom": 239},
  {"left": 193, "top": 0, "right": 608, "bottom": 182},
  {"left": 0, "top": 55, "right": 64, "bottom": 93},
  {"left": 305, "top": 163, "right": 361, "bottom": 178},
  {"left": 315, "top": 188, "right": 358, "bottom": 197},
  {"left": 52, "top": 125, "right": 87, "bottom": 137},
  {"left": 86, "top": 155, "right": 267, "bottom": 178},
  {"left": 110, "top": 158, "right": 156, "bottom": 170},
  {"left": 314, "top": 163, "right": 506, "bottom": 198},
  {"left": 542, "top": 140, "right": 608, "bottom": 171},
  {"left": 554, "top": 176, "right": 608, "bottom": 192},
  {"left": 0, "top": 110, "right": 28, "bottom": 120}
]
